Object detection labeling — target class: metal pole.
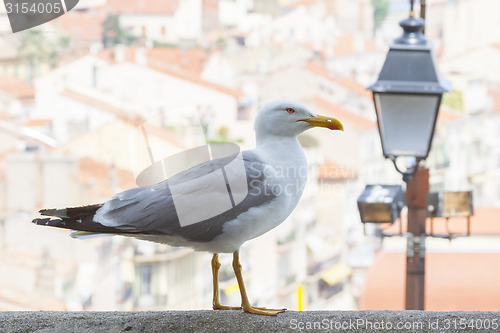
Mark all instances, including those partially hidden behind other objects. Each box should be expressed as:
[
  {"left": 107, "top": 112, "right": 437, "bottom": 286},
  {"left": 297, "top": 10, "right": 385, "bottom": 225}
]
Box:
[
  {"left": 420, "top": 0, "right": 426, "bottom": 35},
  {"left": 405, "top": 166, "right": 428, "bottom": 310}
]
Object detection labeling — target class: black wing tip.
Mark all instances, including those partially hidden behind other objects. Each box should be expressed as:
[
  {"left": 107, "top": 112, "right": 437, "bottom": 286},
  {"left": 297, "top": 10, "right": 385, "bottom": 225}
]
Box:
[
  {"left": 31, "top": 215, "right": 126, "bottom": 234},
  {"left": 32, "top": 217, "right": 63, "bottom": 226},
  {"left": 37, "top": 203, "right": 104, "bottom": 218},
  {"left": 38, "top": 208, "right": 56, "bottom": 215}
]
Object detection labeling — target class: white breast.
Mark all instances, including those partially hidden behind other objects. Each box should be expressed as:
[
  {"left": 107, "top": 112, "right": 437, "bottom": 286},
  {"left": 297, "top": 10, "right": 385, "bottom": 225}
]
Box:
[{"left": 206, "top": 137, "right": 309, "bottom": 253}]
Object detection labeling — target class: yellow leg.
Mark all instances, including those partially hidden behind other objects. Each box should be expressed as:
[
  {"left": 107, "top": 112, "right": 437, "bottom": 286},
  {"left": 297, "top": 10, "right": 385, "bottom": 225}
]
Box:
[
  {"left": 212, "top": 253, "right": 241, "bottom": 311},
  {"left": 232, "top": 251, "right": 286, "bottom": 316}
]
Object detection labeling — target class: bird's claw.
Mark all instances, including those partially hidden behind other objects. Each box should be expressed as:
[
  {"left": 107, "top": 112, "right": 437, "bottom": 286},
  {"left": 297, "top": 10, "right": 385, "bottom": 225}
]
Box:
[
  {"left": 242, "top": 305, "right": 287, "bottom": 316},
  {"left": 213, "top": 302, "right": 242, "bottom": 311}
]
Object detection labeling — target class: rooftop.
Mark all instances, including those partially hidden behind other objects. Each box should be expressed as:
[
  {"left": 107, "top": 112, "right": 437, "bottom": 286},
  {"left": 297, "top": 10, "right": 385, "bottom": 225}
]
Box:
[
  {"left": 79, "top": 157, "right": 136, "bottom": 197},
  {"left": 0, "top": 75, "right": 35, "bottom": 103},
  {"left": 304, "top": 62, "right": 372, "bottom": 98},
  {"left": 313, "top": 95, "right": 376, "bottom": 131},
  {"left": 56, "top": 12, "right": 104, "bottom": 42},
  {"left": 331, "top": 32, "right": 378, "bottom": 57},
  {"left": 106, "top": 0, "right": 179, "bottom": 15},
  {"left": 146, "top": 48, "right": 211, "bottom": 76},
  {"left": 318, "top": 159, "right": 357, "bottom": 180},
  {"left": 61, "top": 88, "right": 132, "bottom": 120},
  {"left": 97, "top": 47, "right": 244, "bottom": 98}
]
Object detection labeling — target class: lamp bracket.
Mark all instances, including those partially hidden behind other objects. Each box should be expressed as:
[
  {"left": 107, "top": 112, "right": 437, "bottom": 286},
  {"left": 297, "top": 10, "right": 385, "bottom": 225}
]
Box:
[
  {"left": 405, "top": 232, "right": 426, "bottom": 258},
  {"left": 389, "top": 156, "right": 422, "bottom": 182}
]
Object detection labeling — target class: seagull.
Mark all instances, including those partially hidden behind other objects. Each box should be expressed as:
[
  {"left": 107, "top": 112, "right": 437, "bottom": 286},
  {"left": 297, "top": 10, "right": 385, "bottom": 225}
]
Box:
[{"left": 33, "top": 99, "right": 343, "bottom": 315}]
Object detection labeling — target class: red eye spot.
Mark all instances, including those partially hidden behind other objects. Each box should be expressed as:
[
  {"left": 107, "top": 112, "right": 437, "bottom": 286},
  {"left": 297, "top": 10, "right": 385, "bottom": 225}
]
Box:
[{"left": 286, "top": 108, "right": 295, "bottom": 114}]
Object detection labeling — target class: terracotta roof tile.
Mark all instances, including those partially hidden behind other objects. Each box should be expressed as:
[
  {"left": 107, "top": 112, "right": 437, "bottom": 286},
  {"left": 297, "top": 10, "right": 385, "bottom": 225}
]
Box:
[
  {"left": 96, "top": 48, "right": 127, "bottom": 62},
  {"left": 318, "top": 159, "right": 357, "bottom": 180},
  {"left": 146, "top": 48, "right": 211, "bottom": 76},
  {"left": 24, "top": 118, "right": 52, "bottom": 127},
  {"left": 97, "top": 47, "right": 243, "bottom": 98},
  {"left": 60, "top": 88, "right": 187, "bottom": 152},
  {"left": 333, "top": 33, "right": 356, "bottom": 56},
  {"left": 288, "top": 0, "right": 318, "bottom": 8},
  {"left": 304, "top": 61, "right": 372, "bottom": 98},
  {"left": 61, "top": 88, "right": 132, "bottom": 119},
  {"left": 203, "top": 0, "right": 219, "bottom": 11},
  {"left": 79, "top": 157, "right": 136, "bottom": 196},
  {"left": 148, "top": 59, "right": 243, "bottom": 98},
  {"left": 107, "top": 0, "right": 179, "bottom": 15},
  {"left": 0, "top": 75, "right": 35, "bottom": 102},
  {"left": 56, "top": 10, "right": 105, "bottom": 41}
]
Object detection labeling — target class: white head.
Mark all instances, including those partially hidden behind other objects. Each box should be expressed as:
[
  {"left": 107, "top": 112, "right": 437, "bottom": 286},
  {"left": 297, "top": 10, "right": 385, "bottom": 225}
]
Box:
[{"left": 254, "top": 99, "right": 343, "bottom": 140}]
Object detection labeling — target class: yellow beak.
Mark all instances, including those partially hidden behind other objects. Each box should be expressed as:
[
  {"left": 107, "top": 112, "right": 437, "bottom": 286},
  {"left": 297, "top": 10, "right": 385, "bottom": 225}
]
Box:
[{"left": 301, "top": 114, "right": 344, "bottom": 131}]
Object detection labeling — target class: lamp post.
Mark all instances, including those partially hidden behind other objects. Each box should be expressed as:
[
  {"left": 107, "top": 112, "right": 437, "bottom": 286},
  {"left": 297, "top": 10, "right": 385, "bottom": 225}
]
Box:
[{"left": 367, "top": 1, "right": 450, "bottom": 310}]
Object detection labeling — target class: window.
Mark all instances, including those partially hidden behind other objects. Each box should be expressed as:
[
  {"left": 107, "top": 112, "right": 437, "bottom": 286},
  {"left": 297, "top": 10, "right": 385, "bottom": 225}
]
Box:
[
  {"left": 139, "top": 265, "right": 152, "bottom": 295},
  {"left": 476, "top": 184, "right": 483, "bottom": 201}
]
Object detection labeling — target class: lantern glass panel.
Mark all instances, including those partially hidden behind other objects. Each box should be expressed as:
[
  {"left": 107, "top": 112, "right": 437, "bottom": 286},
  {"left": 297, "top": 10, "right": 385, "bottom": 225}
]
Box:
[
  {"left": 442, "top": 192, "right": 473, "bottom": 217},
  {"left": 358, "top": 202, "right": 393, "bottom": 223},
  {"left": 374, "top": 93, "right": 439, "bottom": 158}
]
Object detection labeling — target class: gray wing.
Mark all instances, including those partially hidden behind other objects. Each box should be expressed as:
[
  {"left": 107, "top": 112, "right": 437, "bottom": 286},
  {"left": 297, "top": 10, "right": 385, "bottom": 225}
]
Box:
[{"left": 94, "top": 151, "right": 277, "bottom": 242}]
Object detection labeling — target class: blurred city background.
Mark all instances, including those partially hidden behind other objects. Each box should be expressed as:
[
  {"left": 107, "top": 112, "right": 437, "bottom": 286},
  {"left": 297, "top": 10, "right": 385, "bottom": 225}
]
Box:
[{"left": 0, "top": 0, "right": 499, "bottom": 311}]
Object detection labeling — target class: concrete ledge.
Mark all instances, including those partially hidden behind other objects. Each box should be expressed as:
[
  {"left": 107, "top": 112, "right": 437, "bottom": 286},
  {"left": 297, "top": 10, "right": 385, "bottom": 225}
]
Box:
[{"left": 1, "top": 310, "right": 499, "bottom": 332}]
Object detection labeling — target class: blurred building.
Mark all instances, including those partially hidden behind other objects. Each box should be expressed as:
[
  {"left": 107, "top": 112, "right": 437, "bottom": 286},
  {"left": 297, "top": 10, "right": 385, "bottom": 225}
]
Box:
[
  {"left": 360, "top": 207, "right": 500, "bottom": 310},
  {"left": 106, "top": 0, "right": 202, "bottom": 46},
  {"left": 1, "top": 0, "right": 499, "bottom": 313}
]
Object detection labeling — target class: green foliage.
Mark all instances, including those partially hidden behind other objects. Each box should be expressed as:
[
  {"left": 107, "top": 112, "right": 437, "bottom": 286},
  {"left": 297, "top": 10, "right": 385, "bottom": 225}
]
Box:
[
  {"left": 18, "top": 30, "right": 51, "bottom": 63},
  {"left": 372, "top": 0, "right": 390, "bottom": 32},
  {"left": 17, "top": 29, "right": 72, "bottom": 79},
  {"left": 152, "top": 41, "right": 177, "bottom": 48},
  {"left": 442, "top": 89, "right": 463, "bottom": 111},
  {"left": 102, "top": 14, "right": 137, "bottom": 48},
  {"left": 206, "top": 138, "right": 244, "bottom": 144}
]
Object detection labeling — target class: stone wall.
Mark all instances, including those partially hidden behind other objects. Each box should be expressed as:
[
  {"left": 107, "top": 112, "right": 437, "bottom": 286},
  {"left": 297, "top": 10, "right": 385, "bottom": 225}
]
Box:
[{"left": 1, "top": 310, "right": 500, "bottom": 332}]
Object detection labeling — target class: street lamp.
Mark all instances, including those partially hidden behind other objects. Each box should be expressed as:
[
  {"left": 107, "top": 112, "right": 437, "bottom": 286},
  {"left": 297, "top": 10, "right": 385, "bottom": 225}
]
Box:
[
  {"left": 427, "top": 191, "right": 474, "bottom": 238},
  {"left": 367, "top": 3, "right": 451, "bottom": 179},
  {"left": 358, "top": 185, "right": 405, "bottom": 224},
  {"left": 366, "top": 0, "right": 451, "bottom": 310},
  {"left": 357, "top": 185, "right": 406, "bottom": 237}
]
